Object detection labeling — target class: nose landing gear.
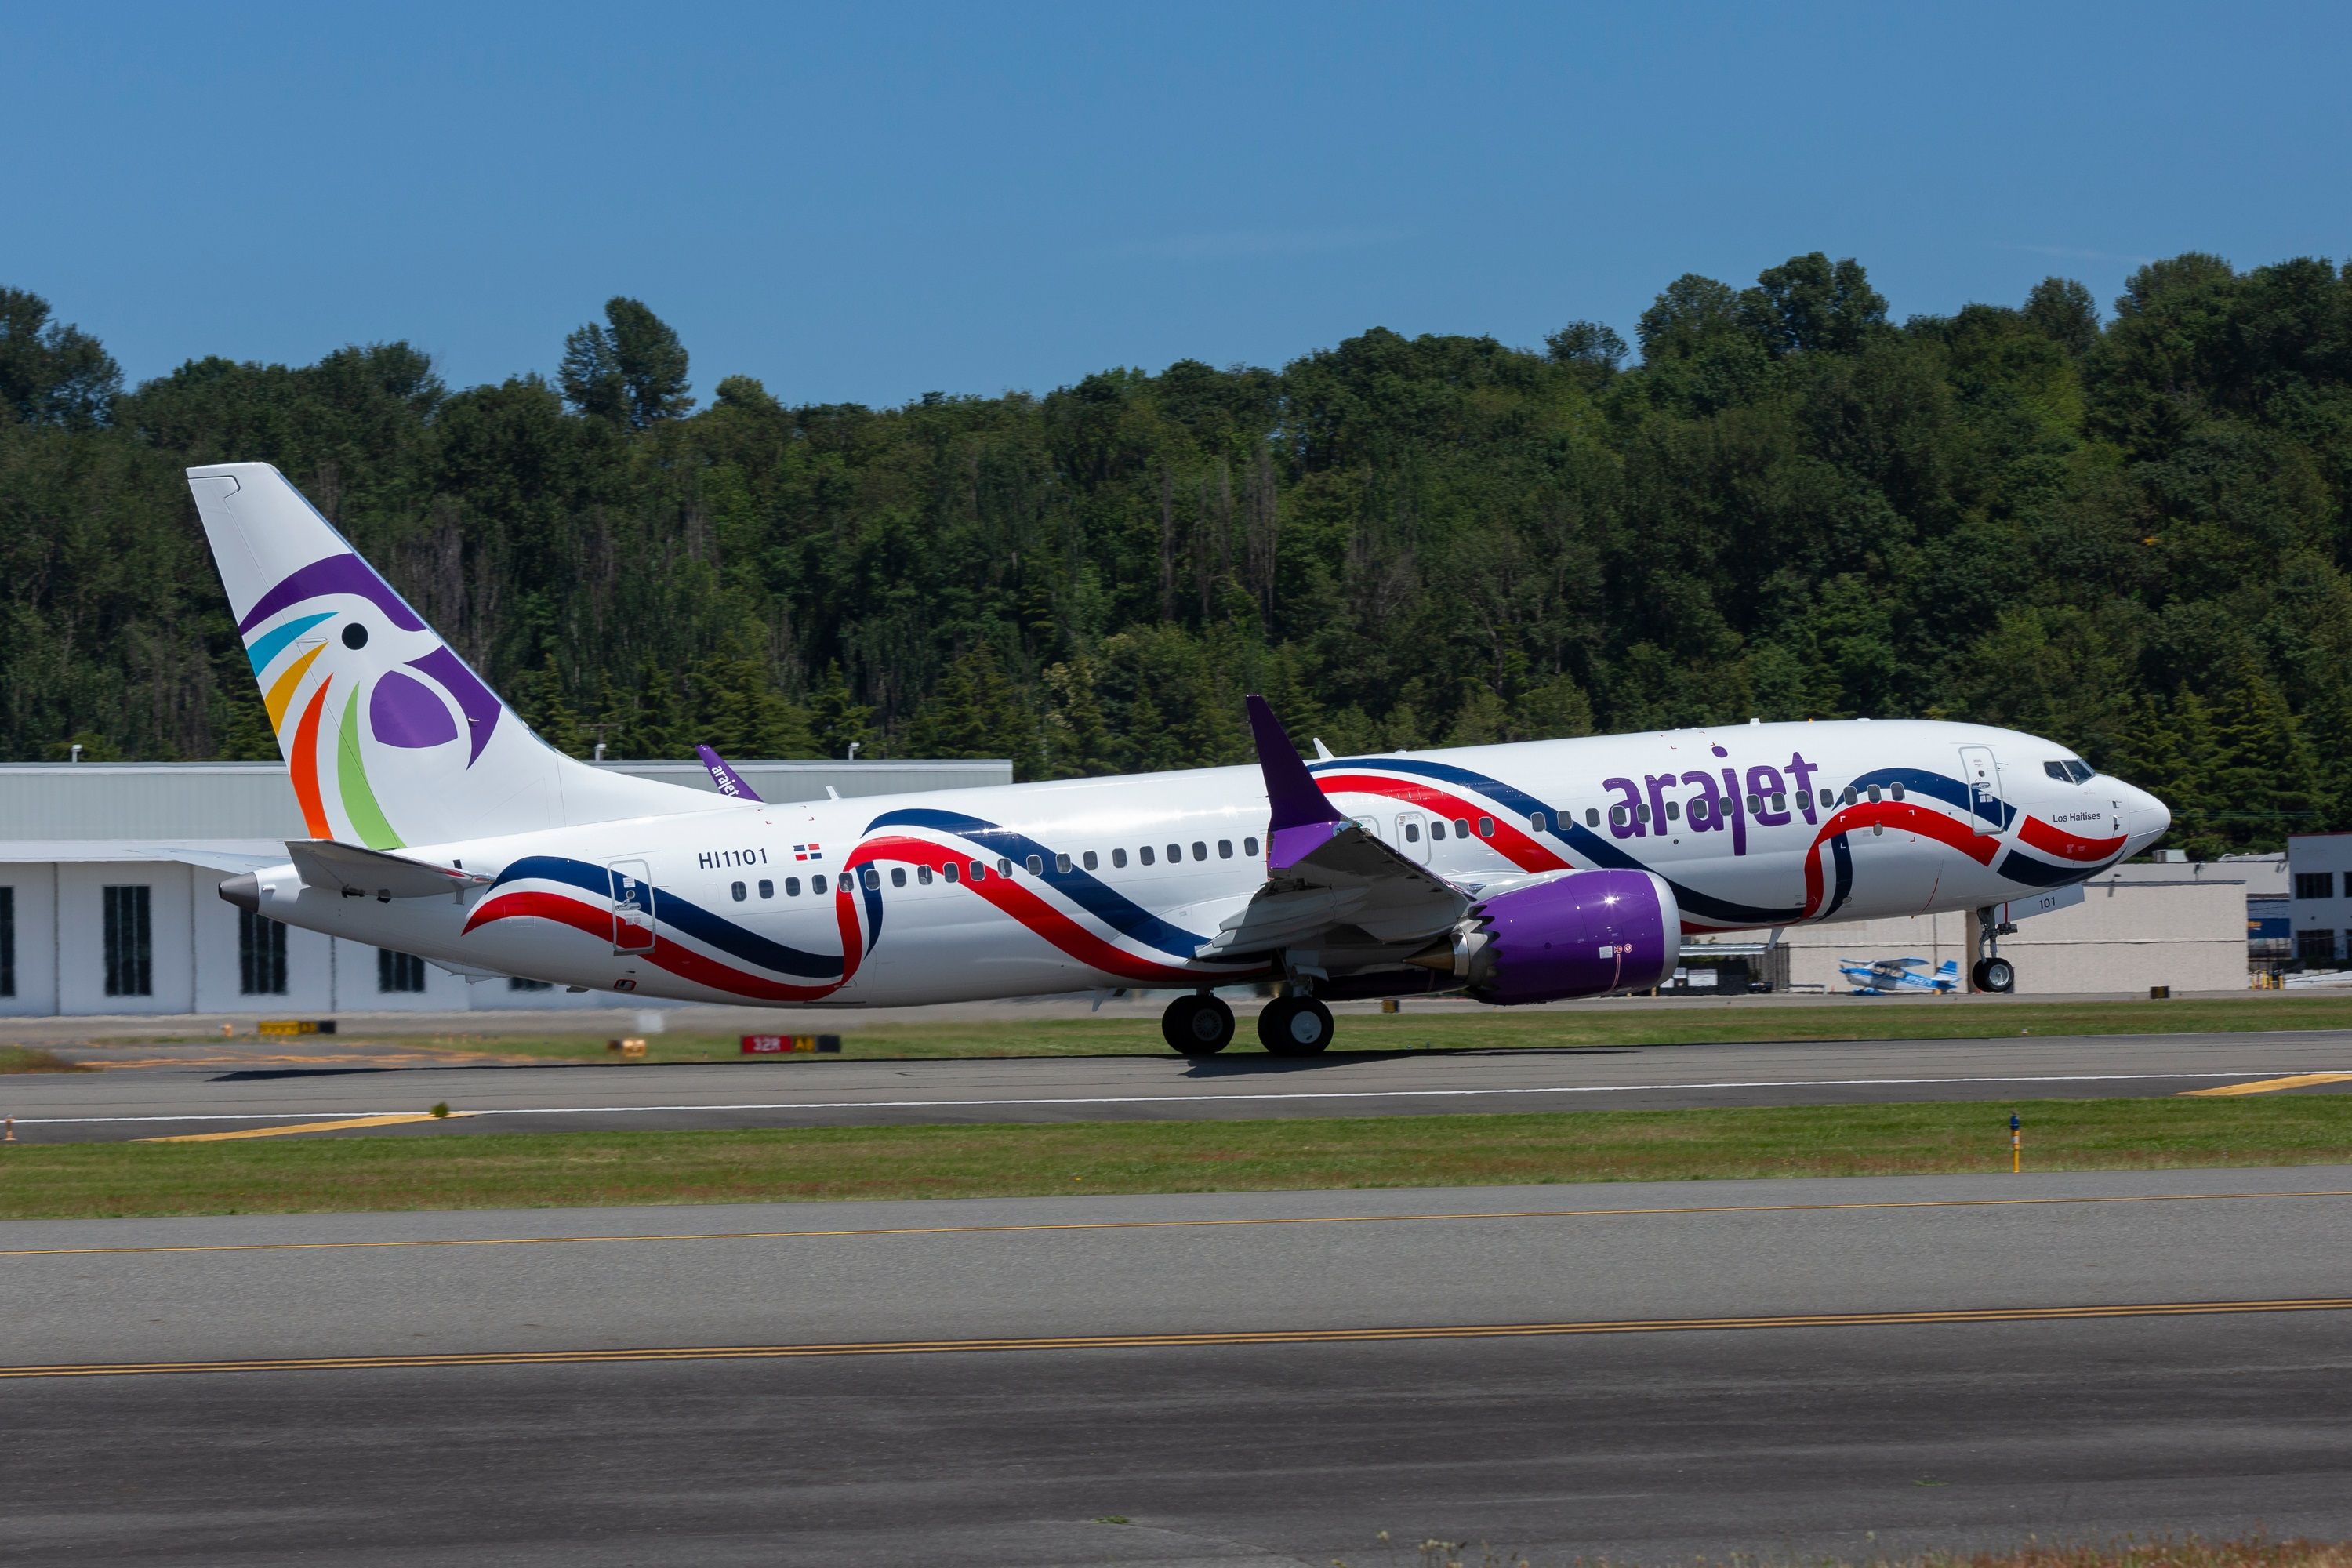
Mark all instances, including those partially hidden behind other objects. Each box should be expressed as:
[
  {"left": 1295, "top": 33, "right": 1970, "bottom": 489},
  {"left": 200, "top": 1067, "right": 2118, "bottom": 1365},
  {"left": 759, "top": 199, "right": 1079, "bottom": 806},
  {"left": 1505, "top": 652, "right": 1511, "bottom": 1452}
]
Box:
[
  {"left": 1972, "top": 906, "right": 2018, "bottom": 993},
  {"left": 1160, "top": 993, "right": 1236, "bottom": 1054}
]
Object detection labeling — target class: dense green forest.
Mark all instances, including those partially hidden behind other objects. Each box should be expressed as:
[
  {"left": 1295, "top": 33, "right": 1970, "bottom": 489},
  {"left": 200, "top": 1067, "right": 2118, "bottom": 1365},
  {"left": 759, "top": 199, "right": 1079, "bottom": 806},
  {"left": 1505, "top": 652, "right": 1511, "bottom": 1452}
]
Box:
[{"left": 4, "top": 251, "right": 2350, "bottom": 857}]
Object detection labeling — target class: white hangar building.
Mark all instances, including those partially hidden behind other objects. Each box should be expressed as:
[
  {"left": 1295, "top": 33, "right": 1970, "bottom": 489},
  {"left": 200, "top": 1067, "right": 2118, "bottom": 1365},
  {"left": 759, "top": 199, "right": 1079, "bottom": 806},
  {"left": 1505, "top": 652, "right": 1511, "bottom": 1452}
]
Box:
[{"left": 0, "top": 758, "right": 1009, "bottom": 1018}]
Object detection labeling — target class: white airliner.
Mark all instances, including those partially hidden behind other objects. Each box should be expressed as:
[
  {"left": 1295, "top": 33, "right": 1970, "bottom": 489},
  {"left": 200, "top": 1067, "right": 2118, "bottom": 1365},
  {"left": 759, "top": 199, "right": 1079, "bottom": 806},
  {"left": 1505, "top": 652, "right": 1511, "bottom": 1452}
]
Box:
[{"left": 191, "top": 463, "right": 2170, "bottom": 1054}]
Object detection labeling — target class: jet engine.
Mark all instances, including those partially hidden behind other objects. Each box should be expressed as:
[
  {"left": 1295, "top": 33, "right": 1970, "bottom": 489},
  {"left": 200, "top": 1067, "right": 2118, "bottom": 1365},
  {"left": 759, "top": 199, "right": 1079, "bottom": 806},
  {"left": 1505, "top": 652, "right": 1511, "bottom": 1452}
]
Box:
[{"left": 1408, "top": 869, "right": 1679, "bottom": 1004}]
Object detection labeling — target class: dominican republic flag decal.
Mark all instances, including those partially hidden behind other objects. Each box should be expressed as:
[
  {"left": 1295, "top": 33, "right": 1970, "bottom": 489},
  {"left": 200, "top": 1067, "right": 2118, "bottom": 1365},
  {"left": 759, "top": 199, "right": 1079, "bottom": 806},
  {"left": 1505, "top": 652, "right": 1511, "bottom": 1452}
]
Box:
[{"left": 794, "top": 844, "right": 823, "bottom": 861}]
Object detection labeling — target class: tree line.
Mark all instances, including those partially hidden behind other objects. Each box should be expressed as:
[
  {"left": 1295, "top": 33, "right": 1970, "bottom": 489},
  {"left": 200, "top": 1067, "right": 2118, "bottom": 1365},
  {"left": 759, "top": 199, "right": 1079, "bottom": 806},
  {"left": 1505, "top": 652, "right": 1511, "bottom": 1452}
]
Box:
[{"left": 4, "top": 249, "right": 2350, "bottom": 858}]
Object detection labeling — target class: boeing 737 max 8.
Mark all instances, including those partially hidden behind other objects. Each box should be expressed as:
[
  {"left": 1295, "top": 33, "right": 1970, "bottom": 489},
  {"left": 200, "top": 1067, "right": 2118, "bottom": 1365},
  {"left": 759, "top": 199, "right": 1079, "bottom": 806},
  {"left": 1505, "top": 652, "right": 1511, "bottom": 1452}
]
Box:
[{"left": 190, "top": 463, "right": 2170, "bottom": 1053}]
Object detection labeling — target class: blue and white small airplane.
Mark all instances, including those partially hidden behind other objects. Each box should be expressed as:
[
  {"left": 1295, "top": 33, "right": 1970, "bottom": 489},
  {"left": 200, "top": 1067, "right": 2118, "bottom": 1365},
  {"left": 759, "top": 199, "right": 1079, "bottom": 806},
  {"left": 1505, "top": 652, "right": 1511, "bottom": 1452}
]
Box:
[
  {"left": 188, "top": 463, "right": 2169, "bottom": 1053},
  {"left": 1838, "top": 956, "right": 1962, "bottom": 995}
]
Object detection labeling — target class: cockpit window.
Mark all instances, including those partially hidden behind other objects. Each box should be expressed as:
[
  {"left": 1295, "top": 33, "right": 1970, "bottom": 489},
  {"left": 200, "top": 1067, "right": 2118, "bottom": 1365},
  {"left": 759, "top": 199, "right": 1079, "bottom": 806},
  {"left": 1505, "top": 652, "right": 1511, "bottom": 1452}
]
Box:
[{"left": 2043, "top": 758, "right": 2095, "bottom": 784}]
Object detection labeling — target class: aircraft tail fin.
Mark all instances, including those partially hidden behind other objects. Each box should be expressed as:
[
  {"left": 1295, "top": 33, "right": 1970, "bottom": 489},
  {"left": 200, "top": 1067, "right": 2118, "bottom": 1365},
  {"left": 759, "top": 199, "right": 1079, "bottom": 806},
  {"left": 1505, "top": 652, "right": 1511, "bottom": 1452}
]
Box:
[{"left": 187, "top": 463, "right": 717, "bottom": 849}]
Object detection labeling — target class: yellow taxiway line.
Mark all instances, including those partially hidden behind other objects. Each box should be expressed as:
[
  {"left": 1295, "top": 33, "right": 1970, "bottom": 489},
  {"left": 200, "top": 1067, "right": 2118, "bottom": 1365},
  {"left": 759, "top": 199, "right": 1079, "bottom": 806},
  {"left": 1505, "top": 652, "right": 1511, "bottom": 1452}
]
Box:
[
  {"left": 6, "top": 1188, "right": 2348, "bottom": 1258},
  {"left": 6, "top": 1296, "right": 2349, "bottom": 1381},
  {"left": 141, "top": 1112, "right": 469, "bottom": 1143},
  {"left": 2180, "top": 1073, "right": 2352, "bottom": 1098}
]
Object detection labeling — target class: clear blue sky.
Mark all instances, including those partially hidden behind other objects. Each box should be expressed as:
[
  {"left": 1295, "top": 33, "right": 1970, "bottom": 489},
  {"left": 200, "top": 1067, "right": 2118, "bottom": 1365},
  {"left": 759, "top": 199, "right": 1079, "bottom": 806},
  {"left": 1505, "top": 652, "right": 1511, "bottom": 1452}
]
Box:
[{"left": 6, "top": 2, "right": 2347, "bottom": 408}]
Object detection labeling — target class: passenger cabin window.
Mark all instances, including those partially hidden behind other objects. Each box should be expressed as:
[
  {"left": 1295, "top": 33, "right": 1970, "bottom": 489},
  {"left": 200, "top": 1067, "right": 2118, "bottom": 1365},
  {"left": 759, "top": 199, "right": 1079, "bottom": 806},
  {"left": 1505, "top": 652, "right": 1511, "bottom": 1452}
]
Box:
[
  {"left": 1192, "top": 841, "right": 1207, "bottom": 861},
  {"left": 1166, "top": 844, "right": 1181, "bottom": 862},
  {"left": 998, "top": 858, "right": 1014, "bottom": 878},
  {"left": 917, "top": 866, "right": 933, "bottom": 884},
  {"left": 1403, "top": 820, "right": 1420, "bottom": 842},
  {"left": 786, "top": 876, "right": 802, "bottom": 895},
  {"left": 891, "top": 867, "right": 907, "bottom": 887},
  {"left": 757, "top": 879, "right": 774, "bottom": 898},
  {"left": 1025, "top": 855, "right": 1044, "bottom": 876},
  {"left": 1635, "top": 804, "right": 1650, "bottom": 823},
  {"left": 1586, "top": 808, "right": 1600, "bottom": 826},
  {"left": 1054, "top": 853, "right": 1071, "bottom": 874},
  {"left": 1890, "top": 783, "right": 1905, "bottom": 801},
  {"left": 1609, "top": 805, "right": 1628, "bottom": 827},
  {"left": 1244, "top": 837, "right": 1259, "bottom": 855},
  {"left": 1478, "top": 816, "right": 1494, "bottom": 837},
  {"left": 1140, "top": 846, "right": 1155, "bottom": 866},
  {"left": 1218, "top": 840, "right": 1232, "bottom": 859},
  {"left": 1083, "top": 851, "right": 1098, "bottom": 870},
  {"left": 863, "top": 868, "right": 881, "bottom": 890},
  {"left": 731, "top": 881, "right": 747, "bottom": 902},
  {"left": 1530, "top": 811, "right": 1548, "bottom": 833},
  {"left": 1664, "top": 801, "right": 1680, "bottom": 822},
  {"left": 1112, "top": 848, "right": 1128, "bottom": 868},
  {"left": 1867, "top": 786, "right": 1882, "bottom": 803},
  {"left": 812, "top": 874, "right": 829, "bottom": 893},
  {"left": 1453, "top": 818, "right": 1470, "bottom": 837},
  {"left": 1429, "top": 820, "right": 1447, "bottom": 840}
]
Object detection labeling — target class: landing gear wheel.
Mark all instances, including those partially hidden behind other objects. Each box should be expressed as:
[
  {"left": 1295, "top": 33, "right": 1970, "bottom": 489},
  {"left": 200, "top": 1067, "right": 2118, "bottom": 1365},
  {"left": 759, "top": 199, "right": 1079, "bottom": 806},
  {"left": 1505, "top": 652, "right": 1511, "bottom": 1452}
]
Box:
[
  {"left": 1162, "top": 994, "right": 1234, "bottom": 1055},
  {"left": 1979, "top": 956, "right": 2016, "bottom": 994},
  {"left": 1258, "top": 996, "right": 1336, "bottom": 1056}
]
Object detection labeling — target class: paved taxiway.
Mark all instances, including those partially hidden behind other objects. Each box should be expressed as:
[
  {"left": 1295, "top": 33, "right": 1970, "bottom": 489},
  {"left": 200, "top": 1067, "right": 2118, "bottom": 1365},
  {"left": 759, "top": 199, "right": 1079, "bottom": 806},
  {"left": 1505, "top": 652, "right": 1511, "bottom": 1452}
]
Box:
[
  {"left": 5, "top": 1167, "right": 2350, "bottom": 1564},
  {"left": 6, "top": 1028, "right": 2352, "bottom": 1142}
]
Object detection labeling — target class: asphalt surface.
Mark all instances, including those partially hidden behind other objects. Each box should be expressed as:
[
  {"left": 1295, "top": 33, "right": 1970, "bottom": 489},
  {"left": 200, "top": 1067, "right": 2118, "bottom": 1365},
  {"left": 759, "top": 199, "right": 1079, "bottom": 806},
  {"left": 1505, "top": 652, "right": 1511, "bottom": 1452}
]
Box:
[
  {"left": 5, "top": 1168, "right": 2351, "bottom": 1564},
  {"left": 6, "top": 1029, "right": 2352, "bottom": 1142}
]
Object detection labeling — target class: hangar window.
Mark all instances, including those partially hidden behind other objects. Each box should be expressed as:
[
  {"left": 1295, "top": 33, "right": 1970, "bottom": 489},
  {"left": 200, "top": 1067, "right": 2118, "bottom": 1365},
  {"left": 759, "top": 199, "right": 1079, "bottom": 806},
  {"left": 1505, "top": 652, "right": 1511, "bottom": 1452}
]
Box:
[
  {"left": 758, "top": 879, "right": 775, "bottom": 899},
  {"left": 786, "top": 877, "right": 802, "bottom": 896},
  {"left": 1140, "top": 846, "right": 1155, "bottom": 865},
  {"left": 238, "top": 909, "right": 287, "bottom": 996},
  {"left": 2296, "top": 873, "right": 2334, "bottom": 900},
  {"left": 102, "top": 885, "right": 152, "bottom": 997},
  {"left": 1112, "top": 848, "right": 1128, "bottom": 868},
  {"left": 1083, "top": 851, "right": 1098, "bottom": 871},
  {"left": 891, "top": 867, "right": 907, "bottom": 887},
  {"left": 0, "top": 886, "right": 13, "bottom": 997},
  {"left": 731, "top": 881, "right": 747, "bottom": 902},
  {"left": 2297, "top": 929, "right": 2338, "bottom": 962},
  {"left": 508, "top": 977, "right": 553, "bottom": 992},
  {"left": 376, "top": 949, "right": 425, "bottom": 994},
  {"left": 1243, "top": 836, "right": 1260, "bottom": 855}
]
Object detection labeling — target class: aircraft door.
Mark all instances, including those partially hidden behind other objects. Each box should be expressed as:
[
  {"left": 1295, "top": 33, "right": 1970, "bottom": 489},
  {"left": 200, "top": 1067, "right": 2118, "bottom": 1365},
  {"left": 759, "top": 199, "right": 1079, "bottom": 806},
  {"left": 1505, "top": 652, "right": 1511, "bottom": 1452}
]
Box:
[
  {"left": 1395, "top": 811, "right": 1429, "bottom": 863},
  {"left": 608, "top": 860, "right": 656, "bottom": 953},
  {"left": 1957, "top": 746, "right": 2008, "bottom": 837}
]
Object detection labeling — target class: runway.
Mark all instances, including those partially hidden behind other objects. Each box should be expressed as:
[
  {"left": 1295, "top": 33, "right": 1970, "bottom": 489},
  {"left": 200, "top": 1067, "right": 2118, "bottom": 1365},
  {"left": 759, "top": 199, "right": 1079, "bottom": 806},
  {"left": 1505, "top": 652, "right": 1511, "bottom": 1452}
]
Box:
[
  {"left": 5, "top": 1167, "right": 2350, "bottom": 1564},
  {"left": 7, "top": 1028, "right": 2352, "bottom": 1142}
]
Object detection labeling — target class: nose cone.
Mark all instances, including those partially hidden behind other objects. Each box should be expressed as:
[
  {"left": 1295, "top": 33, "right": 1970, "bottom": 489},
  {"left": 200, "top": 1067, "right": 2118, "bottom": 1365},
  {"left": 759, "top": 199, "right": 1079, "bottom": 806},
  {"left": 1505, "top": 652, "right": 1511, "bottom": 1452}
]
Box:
[
  {"left": 218, "top": 872, "right": 260, "bottom": 913},
  {"left": 2122, "top": 782, "right": 2172, "bottom": 855}
]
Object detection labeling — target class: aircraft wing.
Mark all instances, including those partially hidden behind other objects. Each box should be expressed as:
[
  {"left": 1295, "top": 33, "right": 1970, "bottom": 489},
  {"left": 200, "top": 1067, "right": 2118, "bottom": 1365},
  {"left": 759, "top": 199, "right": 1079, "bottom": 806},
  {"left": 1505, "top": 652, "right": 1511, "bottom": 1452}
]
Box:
[{"left": 1192, "top": 697, "right": 1468, "bottom": 960}]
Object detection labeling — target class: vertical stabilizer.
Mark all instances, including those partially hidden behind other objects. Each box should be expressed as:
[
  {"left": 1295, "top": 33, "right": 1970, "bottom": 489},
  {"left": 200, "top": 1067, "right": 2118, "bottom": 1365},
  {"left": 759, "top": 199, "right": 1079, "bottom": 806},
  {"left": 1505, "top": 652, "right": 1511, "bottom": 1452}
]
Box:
[{"left": 188, "top": 463, "right": 717, "bottom": 848}]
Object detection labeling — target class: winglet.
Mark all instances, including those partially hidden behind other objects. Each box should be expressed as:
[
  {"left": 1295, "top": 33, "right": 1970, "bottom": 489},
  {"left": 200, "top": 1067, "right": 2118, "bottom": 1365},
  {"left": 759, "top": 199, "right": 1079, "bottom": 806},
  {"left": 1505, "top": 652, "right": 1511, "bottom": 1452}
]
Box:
[
  {"left": 1247, "top": 694, "right": 1346, "bottom": 870},
  {"left": 695, "top": 743, "right": 763, "bottom": 803}
]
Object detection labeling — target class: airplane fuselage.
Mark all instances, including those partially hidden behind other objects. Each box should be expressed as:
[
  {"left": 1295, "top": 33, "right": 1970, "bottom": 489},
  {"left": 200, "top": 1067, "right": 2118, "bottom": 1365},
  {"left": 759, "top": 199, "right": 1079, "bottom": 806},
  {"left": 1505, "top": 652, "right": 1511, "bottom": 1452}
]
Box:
[{"left": 237, "top": 717, "right": 2169, "bottom": 1008}]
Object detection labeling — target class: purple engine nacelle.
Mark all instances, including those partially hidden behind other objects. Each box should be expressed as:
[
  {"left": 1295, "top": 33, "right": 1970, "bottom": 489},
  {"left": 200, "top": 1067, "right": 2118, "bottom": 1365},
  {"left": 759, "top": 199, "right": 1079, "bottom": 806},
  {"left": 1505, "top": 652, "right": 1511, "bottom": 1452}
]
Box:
[{"left": 1433, "top": 869, "right": 1680, "bottom": 1004}]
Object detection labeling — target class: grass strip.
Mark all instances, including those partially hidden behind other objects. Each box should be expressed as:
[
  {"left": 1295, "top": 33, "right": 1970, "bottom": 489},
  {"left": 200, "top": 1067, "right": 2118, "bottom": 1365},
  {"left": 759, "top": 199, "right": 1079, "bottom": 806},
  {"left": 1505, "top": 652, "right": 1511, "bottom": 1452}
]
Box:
[
  {"left": 0, "top": 1047, "right": 89, "bottom": 1074},
  {"left": 2, "top": 1095, "right": 2348, "bottom": 1220},
  {"left": 388, "top": 995, "right": 2352, "bottom": 1065}
]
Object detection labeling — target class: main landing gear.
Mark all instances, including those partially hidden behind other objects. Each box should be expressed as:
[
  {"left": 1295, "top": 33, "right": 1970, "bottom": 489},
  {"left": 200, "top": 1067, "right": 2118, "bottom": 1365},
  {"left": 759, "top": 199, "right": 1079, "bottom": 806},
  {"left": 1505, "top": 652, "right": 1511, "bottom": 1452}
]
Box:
[
  {"left": 1158, "top": 990, "right": 1338, "bottom": 1055},
  {"left": 1161, "top": 993, "right": 1236, "bottom": 1055},
  {"left": 1257, "top": 994, "right": 1335, "bottom": 1057}
]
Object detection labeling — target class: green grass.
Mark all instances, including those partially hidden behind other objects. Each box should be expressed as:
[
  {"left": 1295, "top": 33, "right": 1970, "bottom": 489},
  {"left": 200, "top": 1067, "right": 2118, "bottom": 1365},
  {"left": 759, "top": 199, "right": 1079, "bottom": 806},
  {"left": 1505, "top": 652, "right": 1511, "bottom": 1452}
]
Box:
[
  {"left": 0, "top": 1047, "right": 89, "bottom": 1074},
  {"left": 415, "top": 994, "right": 2352, "bottom": 1066},
  {"left": 4, "top": 1095, "right": 2347, "bottom": 1220}
]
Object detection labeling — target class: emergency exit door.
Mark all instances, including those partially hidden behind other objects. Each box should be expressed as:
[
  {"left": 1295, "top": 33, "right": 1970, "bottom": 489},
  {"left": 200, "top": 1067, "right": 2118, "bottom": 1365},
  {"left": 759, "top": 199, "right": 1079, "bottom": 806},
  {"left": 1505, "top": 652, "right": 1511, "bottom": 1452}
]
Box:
[{"left": 1957, "top": 746, "right": 2006, "bottom": 835}]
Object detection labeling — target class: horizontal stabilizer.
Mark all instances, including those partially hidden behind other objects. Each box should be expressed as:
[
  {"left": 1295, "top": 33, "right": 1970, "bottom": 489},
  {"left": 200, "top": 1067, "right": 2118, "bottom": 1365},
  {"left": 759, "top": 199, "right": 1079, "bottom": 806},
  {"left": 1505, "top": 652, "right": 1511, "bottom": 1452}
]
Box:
[{"left": 286, "top": 839, "right": 492, "bottom": 899}]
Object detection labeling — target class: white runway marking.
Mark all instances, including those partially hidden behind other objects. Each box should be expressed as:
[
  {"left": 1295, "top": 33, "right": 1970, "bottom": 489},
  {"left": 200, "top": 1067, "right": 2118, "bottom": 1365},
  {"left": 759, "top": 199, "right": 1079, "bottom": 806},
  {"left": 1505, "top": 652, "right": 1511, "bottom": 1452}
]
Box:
[{"left": 13, "top": 1069, "right": 2338, "bottom": 1127}]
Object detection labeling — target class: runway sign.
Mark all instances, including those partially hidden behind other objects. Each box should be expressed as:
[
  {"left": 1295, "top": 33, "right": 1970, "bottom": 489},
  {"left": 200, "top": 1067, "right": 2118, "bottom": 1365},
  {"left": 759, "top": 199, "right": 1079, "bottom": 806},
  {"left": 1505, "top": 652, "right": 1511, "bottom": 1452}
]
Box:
[{"left": 742, "top": 1034, "right": 843, "bottom": 1055}]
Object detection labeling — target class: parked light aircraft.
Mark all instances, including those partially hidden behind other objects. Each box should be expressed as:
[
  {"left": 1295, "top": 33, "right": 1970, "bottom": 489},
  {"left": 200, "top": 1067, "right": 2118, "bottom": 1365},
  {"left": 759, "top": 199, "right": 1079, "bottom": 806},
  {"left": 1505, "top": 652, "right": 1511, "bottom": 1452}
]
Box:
[
  {"left": 191, "top": 463, "right": 2169, "bottom": 1053},
  {"left": 1838, "top": 956, "right": 1963, "bottom": 995}
]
